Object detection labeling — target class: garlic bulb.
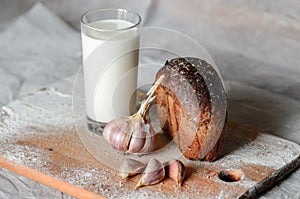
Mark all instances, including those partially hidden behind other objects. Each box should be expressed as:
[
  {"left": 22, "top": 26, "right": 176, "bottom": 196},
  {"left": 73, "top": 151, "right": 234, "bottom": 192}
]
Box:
[
  {"left": 135, "top": 158, "right": 165, "bottom": 190},
  {"left": 103, "top": 75, "right": 164, "bottom": 154}
]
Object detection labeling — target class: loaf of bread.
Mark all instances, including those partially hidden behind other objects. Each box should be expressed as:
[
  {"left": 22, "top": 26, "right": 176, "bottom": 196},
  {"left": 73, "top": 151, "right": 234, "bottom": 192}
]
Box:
[{"left": 155, "top": 57, "right": 227, "bottom": 161}]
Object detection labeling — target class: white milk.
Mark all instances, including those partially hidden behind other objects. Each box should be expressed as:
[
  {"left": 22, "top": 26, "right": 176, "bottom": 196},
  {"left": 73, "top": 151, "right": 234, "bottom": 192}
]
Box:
[{"left": 82, "top": 20, "right": 139, "bottom": 123}]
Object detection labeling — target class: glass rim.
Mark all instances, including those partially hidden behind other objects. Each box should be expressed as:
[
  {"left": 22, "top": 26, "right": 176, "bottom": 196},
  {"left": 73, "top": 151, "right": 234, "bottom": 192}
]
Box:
[{"left": 81, "top": 8, "right": 141, "bottom": 32}]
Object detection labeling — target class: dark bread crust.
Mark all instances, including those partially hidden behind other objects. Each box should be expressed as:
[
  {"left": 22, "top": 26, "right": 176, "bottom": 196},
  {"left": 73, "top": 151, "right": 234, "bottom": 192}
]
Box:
[{"left": 155, "top": 57, "right": 227, "bottom": 161}]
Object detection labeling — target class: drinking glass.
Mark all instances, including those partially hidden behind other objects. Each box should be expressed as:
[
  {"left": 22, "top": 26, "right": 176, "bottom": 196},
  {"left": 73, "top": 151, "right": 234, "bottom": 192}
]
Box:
[{"left": 81, "top": 9, "right": 141, "bottom": 134}]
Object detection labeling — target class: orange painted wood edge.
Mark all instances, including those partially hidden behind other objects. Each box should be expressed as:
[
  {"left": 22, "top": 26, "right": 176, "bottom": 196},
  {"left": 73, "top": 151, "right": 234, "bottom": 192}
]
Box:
[{"left": 0, "top": 156, "right": 106, "bottom": 199}]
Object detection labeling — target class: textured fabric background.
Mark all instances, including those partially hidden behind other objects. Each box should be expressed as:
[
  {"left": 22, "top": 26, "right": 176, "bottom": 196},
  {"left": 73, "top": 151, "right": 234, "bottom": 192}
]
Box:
[{"left": 0, "top": 1, "right": 299, "bottom": 198}]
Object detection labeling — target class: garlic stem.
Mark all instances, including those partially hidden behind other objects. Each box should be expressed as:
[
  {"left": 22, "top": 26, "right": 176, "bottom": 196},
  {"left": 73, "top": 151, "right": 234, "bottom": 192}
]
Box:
[{"left": 134, "top": 75, "right": 165, "bottom": 118}]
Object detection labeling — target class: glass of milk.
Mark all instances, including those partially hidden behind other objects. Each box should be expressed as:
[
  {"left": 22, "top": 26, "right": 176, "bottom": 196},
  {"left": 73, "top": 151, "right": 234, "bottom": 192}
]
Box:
[{"left": 81, "top": 9, "right": 141, "bottom": 134}]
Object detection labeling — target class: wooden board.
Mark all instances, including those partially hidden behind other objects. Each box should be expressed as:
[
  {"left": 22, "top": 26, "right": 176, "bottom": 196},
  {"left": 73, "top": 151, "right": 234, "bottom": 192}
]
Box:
[{"left": 0, "top": 84, "right": 299, "bottom": 199}]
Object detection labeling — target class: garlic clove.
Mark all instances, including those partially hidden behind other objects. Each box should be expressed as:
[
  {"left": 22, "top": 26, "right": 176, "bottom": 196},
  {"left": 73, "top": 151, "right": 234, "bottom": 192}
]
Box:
[
  {"left": 127, "top": 122, "right": 146, "bottom": 153},
  {"left": 118, "top": 158, "right": 145, "bottom": 179},
  {"left": 166, "top": 159, "right": 186, "bottom": 187},
  {"left": 103, "top": 118, "right": 117, "bottom": 141},
  {"left": 139, "top": 124, "right": 156, "bottom": 154},
  {"left": 135, "top": 158, "right": 165, "bottom": 190},
  {"left": 103, "top": 117, "right": 131, "bottom": 151}
]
